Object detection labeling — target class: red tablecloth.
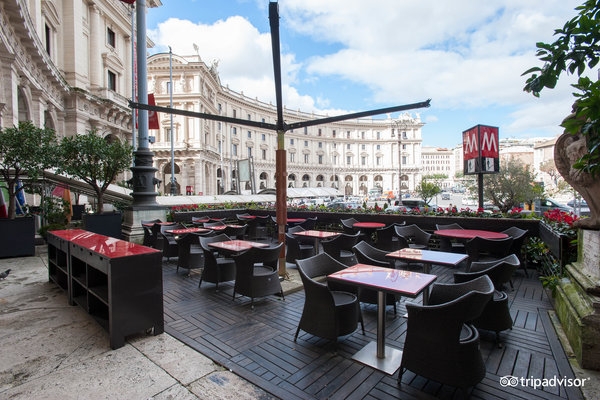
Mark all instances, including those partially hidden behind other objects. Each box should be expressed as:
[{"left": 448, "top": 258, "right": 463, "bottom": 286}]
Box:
[{"left": 434, "top": 229, "right": 508, "bottom": 240}]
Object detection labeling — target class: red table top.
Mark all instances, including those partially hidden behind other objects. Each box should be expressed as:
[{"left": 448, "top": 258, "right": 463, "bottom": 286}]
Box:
[
  {"left": 353, "top": 222, "right": 386, "bottom": 229},
  {"left": 328, "top": 263, "right": 437, "bottom": 297},
  {"left": 142, "top": 221, "right": 174, "bottom": 227},
  {"left": 51, "top": 229, "right": 159, "bottom": 258},
  {"left": 287, "top": 218, "right": 306, "bottom": 223},
  {"left": 292, "top": 230, "right": 340, "bottom": 239},
  {"left": 434, "top": 229, "right": 508, "bottom": 240},
  {"left": 237, "top": 215, "right": 256, "bottom": 219},
  {"left": 165, "top": 227, "right": 210, "bottom": 235},
  {"left": 207, "top": 224, "right": 244, "bottom": 231},
  {"left": 386, "top": 248, "right": 468, "bottom": 267},
  {"left": 208, "top": 240, "right": 269, "bottom": 253}
]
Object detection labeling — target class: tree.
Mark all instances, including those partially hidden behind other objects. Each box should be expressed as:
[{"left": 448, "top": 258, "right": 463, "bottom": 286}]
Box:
[
  {"left": 522, "top": 0, "right": 600, "bottom": 178},
  {"left": 539, "top": 159, "right": 559, "bottom": 185},
  {"left": 415, "top": 174, "right": 446, "bottom": 204},
  {"left": 58, "top": 131, "right": 133, "bottom": 214},
  {"left": 483, "top": 159, "right": 539, "bottom": 212},
  {"left": 0, "top": 122, "right": 58, "bottom": 219}
]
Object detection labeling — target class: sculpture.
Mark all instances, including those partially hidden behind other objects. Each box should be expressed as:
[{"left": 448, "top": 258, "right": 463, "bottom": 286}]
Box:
[{"left": 554, "top": 121, "right": 600, "bottom": 230}]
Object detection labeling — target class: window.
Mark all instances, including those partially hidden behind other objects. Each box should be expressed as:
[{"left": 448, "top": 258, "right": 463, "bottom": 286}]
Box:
[
  {"left": 233, "top": 109, "right": 237, "bottom": 118},
  {"left": 376, "top": 156, "right": 381, "bottom": 166},
  {"left": 346, "top": 156, "right": 352, "bottom": 165},
  {"left": 304, "top": 154, "right": 309, "bottom": 163},
  {"left": 218, "top": 122, "right": 222, "bottom": 131},
  {"left": 318, "top": 128, "right": 322, "bottom": 136},
  {"left": 247, "top": 147, "right": 252, "bottom": 158},
  {"left": 346, "top": 144, "right": 351, "bottom": 150},
  {"left": 45, "top": 24, "right": 52, "bottom": 55},
  {"left": 247, "top": 113, "right": 251, "bottom": 120},
  {"left": 290, "top": 138, "right": 295, "bottom": 145},
  {"left": 218, "top": 103, "right": 222, "bottom": 113},
  {"left": 304, "top": 127, "right": 308, "bottom": 135},
  {"left": 361, "top": 132, "right": 365, "bottom": 139},
  {"left": 304, "top": 140, "right": 308, "bottom": 147},
  {"left": 261, "top": 133, "right": 266, "bottom": 141},
  {"left": 376, "top": 144, "right": 381, "bottom": 150},
  {"left": 247, "top": 131, "right": 252, "bottom": 138},
  {"left": 232, "top": 127, "right": 237, "bottom": 135},
  {"left": 332, "top": 155, "right": 337, "bottom": 164},
  {"left": 346, "top": 131, "right": 350, "bottom": 139},
  {"left": 361, "top": 156, "right": 366, "bottom": 165},
  {"left": 262, "top": 149, "right": 266, "bottom": 160},
  {"left": 332, "top": 130, "right": 336, "bottom": 138},
  {"left": 232, "top": 144, "right": 238, "bottom": 156},
  {"left": 376, "top": 131, "right": 381, "bottom": 140},
  {"left": 218, "top": 140, "right": 222, "bottom": 153},
  {"left": 290, "top": 153, "right": 295, "bottom": 163},
  {"left": 361, "top": 144, "right": 366, "bottom": 150},
  {"left": 318, "top": 155, "right": 323, "bottom": 164},
  {"left": 107, "top": 27, "right": 116, "bottom": 48},
  {"left": 107, "top": 70, "right": 116, "bottom": 91},
  {"left": 318, "top": 142, "right": 323, "bottom": 148}
]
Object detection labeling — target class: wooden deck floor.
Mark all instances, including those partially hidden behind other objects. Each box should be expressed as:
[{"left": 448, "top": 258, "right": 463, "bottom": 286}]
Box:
[{"left": 162, "top": 255, "right": 583, "bottom": 400}]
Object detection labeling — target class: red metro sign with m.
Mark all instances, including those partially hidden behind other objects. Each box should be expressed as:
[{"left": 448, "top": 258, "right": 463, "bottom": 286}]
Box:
[{"left": 462, "top": 125, "right": 499, "bottom": 175}]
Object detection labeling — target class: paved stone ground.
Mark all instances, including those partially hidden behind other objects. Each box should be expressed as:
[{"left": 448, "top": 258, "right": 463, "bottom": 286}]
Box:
[{"left": 0, "top": 247, "right": 274, "bottom": 400}]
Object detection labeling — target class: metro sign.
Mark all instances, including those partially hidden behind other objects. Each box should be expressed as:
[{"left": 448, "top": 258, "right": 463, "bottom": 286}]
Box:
[{"left": 462, "top": 124, "right": 499, "bottom": 175}]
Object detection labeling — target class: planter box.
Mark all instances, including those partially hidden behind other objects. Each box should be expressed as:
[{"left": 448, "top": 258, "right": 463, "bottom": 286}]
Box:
[
  {"left": 0, "top": 216, "right": 36, "bottom": 258},
  {"left": 83, "top": 212, "right": 123, "bottom": 239}
]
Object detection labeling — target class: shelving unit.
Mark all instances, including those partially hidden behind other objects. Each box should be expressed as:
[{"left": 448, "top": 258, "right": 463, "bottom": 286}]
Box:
[{"left": 47, "top": 229, "right": 164, "bottom": 349}]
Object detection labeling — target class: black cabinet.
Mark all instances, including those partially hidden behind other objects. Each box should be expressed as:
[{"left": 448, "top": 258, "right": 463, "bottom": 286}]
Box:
[{"left": 47, "top": 229, "right": 164, "bottom": 349}]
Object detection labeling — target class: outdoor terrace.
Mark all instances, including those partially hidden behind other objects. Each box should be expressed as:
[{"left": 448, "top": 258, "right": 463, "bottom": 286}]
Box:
[{"left": 162, "top": 251, "right": 584, "bottom": 400}]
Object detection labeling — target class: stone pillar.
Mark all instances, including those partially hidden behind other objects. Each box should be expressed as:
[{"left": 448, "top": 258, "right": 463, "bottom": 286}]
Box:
[{"left": 554, "top": 229, "right": 600, "bottom": 370}]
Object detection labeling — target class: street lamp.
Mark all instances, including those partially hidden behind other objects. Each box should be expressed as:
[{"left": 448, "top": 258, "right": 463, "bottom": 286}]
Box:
[{"left": 392, "top": 119, "right": 408, "bottom": 199}]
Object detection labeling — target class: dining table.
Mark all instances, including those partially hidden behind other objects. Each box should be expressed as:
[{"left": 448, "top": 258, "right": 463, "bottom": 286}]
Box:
[
  {"left": 386, "top": 248, "right": 468, "bottom": 305},
  {"left": 434, "top": 229, "right": 508, "bottom": 240},
  {"left": 164, "top": 227, "right": 210, "bottom": 235},
  {"left": 328, "top": 263, "right": 437, "bottom": 375},
  {"left": 291, "top": 229, "right": 340, "bottom": 252},
  {"left": 207, "top": 239, "right": 269, "bottom": 256}
]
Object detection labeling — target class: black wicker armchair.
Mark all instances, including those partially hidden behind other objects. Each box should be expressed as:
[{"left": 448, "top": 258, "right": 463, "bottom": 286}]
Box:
[
  {"left": 231, "top": 243, "right": 284, "bottom": 308},
  {"left": 198, "top": 234, "right": 236, "bottom": 291},
  {"left": 398, "top": 275, "right": 494, "bottom": 394},
  {"left": 454, "top": 254, "right": 520, "bottom": 345},
  {"left": 321, "top": 232, "right": 361, "bottom": 266},
  {"left": 295, "top": 253, "right": 364, "bottom": 342},
  {"left": 285, "top": 233, "right": 315, "bottom": 263},
  {"left": 156, "top": 223, "right": 184, "bottom": 262},
  {"left": 435, "top": 222, "right": 466, "bottom": 253},
  {"left": 394, "top": 224, "right": 431, "bottom": 250}
]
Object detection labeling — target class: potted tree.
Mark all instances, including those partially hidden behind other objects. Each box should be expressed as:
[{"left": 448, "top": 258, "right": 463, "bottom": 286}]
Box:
[
  {"left": 0, "top": 121, "right": 59, "bottom": 257},
  {"left": 57, "top": 130, "right": 133, "bottom": 238}
]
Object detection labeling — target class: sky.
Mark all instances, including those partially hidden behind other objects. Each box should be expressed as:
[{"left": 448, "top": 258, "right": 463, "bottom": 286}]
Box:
[{"left": 146, "top": 0, "right": 585, "bottom": 148}]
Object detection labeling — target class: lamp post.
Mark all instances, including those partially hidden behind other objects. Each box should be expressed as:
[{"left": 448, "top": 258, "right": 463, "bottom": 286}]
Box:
[
  {"left": 393, "top": 119, "right": 408, "bottom": 200},
  {"left": 169, "top": 46, "right": 176, "bottom": 196}
]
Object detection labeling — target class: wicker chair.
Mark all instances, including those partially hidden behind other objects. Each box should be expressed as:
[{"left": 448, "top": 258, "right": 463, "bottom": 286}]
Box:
[
  {"left": 374, "top": 222, "right": 406, "bottom": 251},
  {"left": 394, "top": 224, "right": 431, "bottom": 250},
  {"left": 175, "top": 232, "right": 211, "bottom": 274},
  {"left": 436, "top": 222, "right": 466, "bottom": 253},
  {"left": 299, "top": 216, "right": 318, "bottom": 230},
  {"left": 285, "top": 233, "right": 315, "bottom": 263},
  {"left": 191, "top": 216, "right": 210, "bottom": 225},
  {"left": 340, "top": 217, "right": 359, "bottom": 234},
  {"left": 464, "top": 236, "right": 514, "bottom": 268},
  {"left": 141, "top": 219, "right": 162, "bottom": 247},
  {"left": 198, "top": 234, "right": 236, "bottom": 291},
  {"left": 223, "top": 224, "right": 248, "bottom": 239},
  {"left": 501, "top": 226, "right": 529, "bottom": 277},
  {"left": 351, "top": 241, "right": 401, "bottom": 314},
  {"left": 321, "top": 232, "right": 361, "bottom": 266},
  {"left": 454, "top": 254, "right": 520, "bottom": 345},
  {"left": 295, "top": 253, "right": 364, "bottom": 342},
  {"left": 231, "top": 243, "right": 285, "bottom": 308},
  {"left": 398, "top": 275, "right": 494, "bottom": 393},
  {"left": 156, "top": 223, "right": 184, "bottom": 261}
]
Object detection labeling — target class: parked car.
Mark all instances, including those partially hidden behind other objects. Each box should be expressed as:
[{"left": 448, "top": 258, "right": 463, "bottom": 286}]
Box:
[
  {"left": 327, "top": 201, "right": 362, "bottom": 211},
  {"left": 401, "top": 199, "right": 430, "bottom": 211},
  {"left": 441, "top": 192, "right": 451, "bottom": 200},
  {"left": 567, "top": 198, "right": 590, "bottom": 216},
  {"left": 528, "top": 198, "right": 573, "bottom": 215}
]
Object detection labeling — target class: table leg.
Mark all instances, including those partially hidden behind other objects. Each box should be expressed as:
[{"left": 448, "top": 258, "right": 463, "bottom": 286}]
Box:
[
  {"left": 422, "top": 263, "right": 431, "bottom": 305},
  {"left": 352, "top": 290, "right": 403, "bottom": 374}
]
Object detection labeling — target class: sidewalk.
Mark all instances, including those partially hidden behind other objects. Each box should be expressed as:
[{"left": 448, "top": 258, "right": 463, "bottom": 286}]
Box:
[{"left": 0, "top": 246, "right": 274, "bottom": 400}]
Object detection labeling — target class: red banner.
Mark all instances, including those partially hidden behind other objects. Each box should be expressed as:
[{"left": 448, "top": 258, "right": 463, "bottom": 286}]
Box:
[
  {"left": 119, "top": 0, "right": 136, "bottom": 4},
  {"left": 148, "top": 93, "right": 160, "bottom": 129}
]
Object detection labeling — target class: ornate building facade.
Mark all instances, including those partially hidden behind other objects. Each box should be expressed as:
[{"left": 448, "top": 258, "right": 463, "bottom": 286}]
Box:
[
  {"left": 0, "top": 0, "right": 161, "bottom": 183},
  {"left": 147, "top": 53, "right": 425, "bottom": 198}
]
